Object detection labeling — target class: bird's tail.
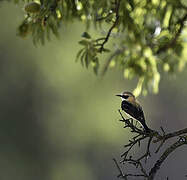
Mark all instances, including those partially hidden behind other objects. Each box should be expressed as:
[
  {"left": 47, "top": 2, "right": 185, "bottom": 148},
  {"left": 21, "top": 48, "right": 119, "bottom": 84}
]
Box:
[{"left": 141, "top": 121, "right": 151, "bottom": 133}]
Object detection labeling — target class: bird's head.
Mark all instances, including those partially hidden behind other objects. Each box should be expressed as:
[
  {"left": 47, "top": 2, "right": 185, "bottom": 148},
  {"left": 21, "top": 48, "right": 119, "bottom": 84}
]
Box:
[{"left": 116, "top": 91, "right": 136, "bottom": 103}]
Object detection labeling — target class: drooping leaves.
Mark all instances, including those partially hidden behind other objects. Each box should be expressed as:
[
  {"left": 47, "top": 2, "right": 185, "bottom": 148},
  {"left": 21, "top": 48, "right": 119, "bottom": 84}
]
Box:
[{"left": 5, "top": 0, "right": 187, "bottom": 95}]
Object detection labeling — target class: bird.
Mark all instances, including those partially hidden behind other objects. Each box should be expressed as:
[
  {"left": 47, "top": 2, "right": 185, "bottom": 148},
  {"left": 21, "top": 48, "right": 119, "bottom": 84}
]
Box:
[{"left": 116, "top": 91, "right": 151, "bottom": 133}]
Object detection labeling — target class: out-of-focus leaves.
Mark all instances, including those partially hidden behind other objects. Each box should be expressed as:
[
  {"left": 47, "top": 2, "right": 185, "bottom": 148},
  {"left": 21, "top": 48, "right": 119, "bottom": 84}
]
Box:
[
  {"left": 92, "top": 57, "right": 99, "bottom": 75},
  {"left": 85, "top": 50, "right": 90, "bottom": 68},
  {"left": 24, "top": 2, "right": 41, "bottom": 14},
  {"left": 17, "top": 20, "right": 31, "bottom": 38},
  {"left": 102, "top": 48, "right": 110, "bottom": 52},
  {"left": 174, "top": 43, "right": 183, "bottom": 57},
  {"left": 76, "top": 37, "right": 103, "bottom": 73},
  {"left": 76, "top": 48, "right": 85, "bottom": 62},
  {"left": 133, "top": 77, "right": 144, "bottom": 97},
  {"left": 5, "top": 0, "right": 187, "bottom": 95},
  {"left": 79, "top": 40, "right": 89, "bottom": 46},
  {"left": 81, "top": 32, "right": 91, "bottom": 39}
]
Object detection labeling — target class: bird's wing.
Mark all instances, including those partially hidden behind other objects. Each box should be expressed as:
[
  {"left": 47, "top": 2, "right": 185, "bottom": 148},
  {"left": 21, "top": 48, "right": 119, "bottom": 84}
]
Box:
[
  {"left": 121, "top": 101, "right": 151, "bottom": 133},
  {"left": 121, "top": 100, "right": 145, "bottom": 122}
]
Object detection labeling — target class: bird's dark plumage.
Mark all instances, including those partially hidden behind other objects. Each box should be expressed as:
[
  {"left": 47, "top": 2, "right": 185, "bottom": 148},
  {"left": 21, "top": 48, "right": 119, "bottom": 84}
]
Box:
[{"left": 121, "top": 100, "right": 150, "bottom": 133}]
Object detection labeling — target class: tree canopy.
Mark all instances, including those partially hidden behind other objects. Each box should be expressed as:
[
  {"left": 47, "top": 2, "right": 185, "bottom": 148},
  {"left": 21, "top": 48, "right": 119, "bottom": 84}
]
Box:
[{"left": 3, "top": 0, "right": 187, "bottom": 95}]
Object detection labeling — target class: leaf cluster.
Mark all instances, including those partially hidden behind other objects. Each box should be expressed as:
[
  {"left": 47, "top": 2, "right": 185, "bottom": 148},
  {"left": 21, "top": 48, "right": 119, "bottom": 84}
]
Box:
[{"left": 3, "top": 0, "right": 187, "bottom": 95}]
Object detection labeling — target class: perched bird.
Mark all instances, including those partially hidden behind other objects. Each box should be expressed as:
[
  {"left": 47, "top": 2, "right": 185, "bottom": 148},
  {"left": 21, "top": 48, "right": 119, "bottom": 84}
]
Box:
[{"left": 116, "top": 91, "right": 151, "bottom": 133}]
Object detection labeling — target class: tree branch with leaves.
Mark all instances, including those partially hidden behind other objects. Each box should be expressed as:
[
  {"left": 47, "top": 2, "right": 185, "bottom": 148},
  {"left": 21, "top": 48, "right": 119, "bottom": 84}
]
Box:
[{"left": 1, "top": 0, "right": 187, "bottom": 95}]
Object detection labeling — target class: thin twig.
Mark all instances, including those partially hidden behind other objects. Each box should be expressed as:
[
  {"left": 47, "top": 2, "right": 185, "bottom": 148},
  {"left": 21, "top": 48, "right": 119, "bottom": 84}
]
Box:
[
  {"left": 113, "top": 158, "right": 127, "bottom": 180},
  {"left": 155, "top": 139, "right": 165, "bottom": 153},
  {"left": 113, "top": 158, "right": 148, "bottom": 179},
  {"left": 137, "top": 136, "right": 153, "bottom": 162},
  {"left": 99, "top": 0, "right": 120, "bottom": 52},
  {"left": 121, "top": 135, "right": 147, "bottom": 159},
  {"left": 119, "top": 110, "right": 156, "bottom": 162},
  {"left": 124, "top": 159, "right": 148, "bottom": 177}
]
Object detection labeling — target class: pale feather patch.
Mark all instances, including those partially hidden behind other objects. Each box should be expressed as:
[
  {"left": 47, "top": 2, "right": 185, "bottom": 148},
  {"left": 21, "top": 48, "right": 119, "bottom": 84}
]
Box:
[{"left": 123, "top": 111, "right": 145, "bottom": 129}]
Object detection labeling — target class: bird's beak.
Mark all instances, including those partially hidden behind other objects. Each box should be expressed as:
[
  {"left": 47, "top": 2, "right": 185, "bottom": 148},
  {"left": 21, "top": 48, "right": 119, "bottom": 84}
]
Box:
[{"left": 116, "top": 94, "right": 122, "bottom": 97}]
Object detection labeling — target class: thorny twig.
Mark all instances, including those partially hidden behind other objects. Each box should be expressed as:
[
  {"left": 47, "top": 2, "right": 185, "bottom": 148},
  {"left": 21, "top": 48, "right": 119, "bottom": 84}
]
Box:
[
  {"left": 120, "top": 135, "right": 147, "bottom": 160},
  {"left": 113, "top": 158, "right": 127, "bottom": 180},
  {"left": 114, "top": 110, "right": 187, "bottom": 180},
  {"left": 118, "top": 110, "right": 154, "bottom": 162},
  {"left": 124, "top": 159, "right": 148, "bottom": 177},
  {"left": 114, "top": 158, "right": 148, "bottom": 179},
  {"left": 136, "top": 136, "right": 153, "bottom": 162}
]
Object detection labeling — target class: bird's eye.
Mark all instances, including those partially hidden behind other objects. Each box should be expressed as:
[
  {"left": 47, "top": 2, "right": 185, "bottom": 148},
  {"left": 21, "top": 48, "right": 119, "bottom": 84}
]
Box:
[{"left": 123, "top": 95, "right": 129, "bottom": 99}]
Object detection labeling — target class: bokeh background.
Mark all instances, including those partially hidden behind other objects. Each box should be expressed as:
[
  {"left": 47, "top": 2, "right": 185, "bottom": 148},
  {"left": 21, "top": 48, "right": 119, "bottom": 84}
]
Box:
[{"left": 0, "top": 1, "right": 187, "bottom": 180}]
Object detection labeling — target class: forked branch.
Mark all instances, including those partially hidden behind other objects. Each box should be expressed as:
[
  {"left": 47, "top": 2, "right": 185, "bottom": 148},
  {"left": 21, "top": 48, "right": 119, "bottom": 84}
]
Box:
[{"left": 114, "top": 110, "right": 187, "bottom": 180}]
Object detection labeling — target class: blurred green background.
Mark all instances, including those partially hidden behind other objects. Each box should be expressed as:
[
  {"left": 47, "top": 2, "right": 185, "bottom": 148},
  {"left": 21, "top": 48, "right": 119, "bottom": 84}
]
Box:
[{"left": 0, "top": 1, "right": 187, "bottom": 180}]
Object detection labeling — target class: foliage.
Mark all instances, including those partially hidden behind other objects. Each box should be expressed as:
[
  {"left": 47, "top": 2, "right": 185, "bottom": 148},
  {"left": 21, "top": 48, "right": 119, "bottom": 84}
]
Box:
[{"left": 2, "top": 0, "right": 187, "bottom": 95}]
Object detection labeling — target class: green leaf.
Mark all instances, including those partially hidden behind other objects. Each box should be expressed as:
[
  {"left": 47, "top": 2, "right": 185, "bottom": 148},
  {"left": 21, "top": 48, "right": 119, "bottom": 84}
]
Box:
[
  {"left": 24, "top": 2, "right": 41, "bottom": 13},
  {"left": 80, "top": 51, "right": 86, "bottom": 67},
  {"left": 174, "top": 43, "right": 183, "bottom": 57},
  {"left": 75, "top": 48, "right": 85, "bottom": 62},
  {"left": 81, "top": 32, "right": 91, "bottom": 39},
  {"left": 78, "top": 40, "right": 89, "bottom": 46},
  {"left": 93, "top": 57, "right": 99, "bottom": 75},
  {"left": 85, "top": 51, "right": 90, "bottom": 68}
]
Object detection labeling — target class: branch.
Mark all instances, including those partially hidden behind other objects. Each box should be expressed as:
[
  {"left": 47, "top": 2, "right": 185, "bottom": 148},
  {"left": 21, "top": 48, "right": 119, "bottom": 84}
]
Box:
[
  {"left": 118, "top": 110, "right": 157, "bottom": 162},
  {"left": 113, "top": 158, "right": 147, "bottom": 179},
  {"left": 120, "top": 135, "right": 147, "bottom": 160},
  {"left": 154, "top": 127, "right": 187, "bottom": 143},
  {"left": 113, "top": 158, "right": 127, "bottom": 180},
  {"left": 99, "top": 0, "right": 120, "bottom": 52},
  {"left": 115, "top": 110, "right": 187, "bottom": 179},
  {"left": 123, "top": 158, "right": 148, "bottom": 177},
  {"left": 136, "top": 136, "right": 153, "bottom": 162},
  {"left": 148, "top": 138, "right": 187, "bottom": 180}
]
